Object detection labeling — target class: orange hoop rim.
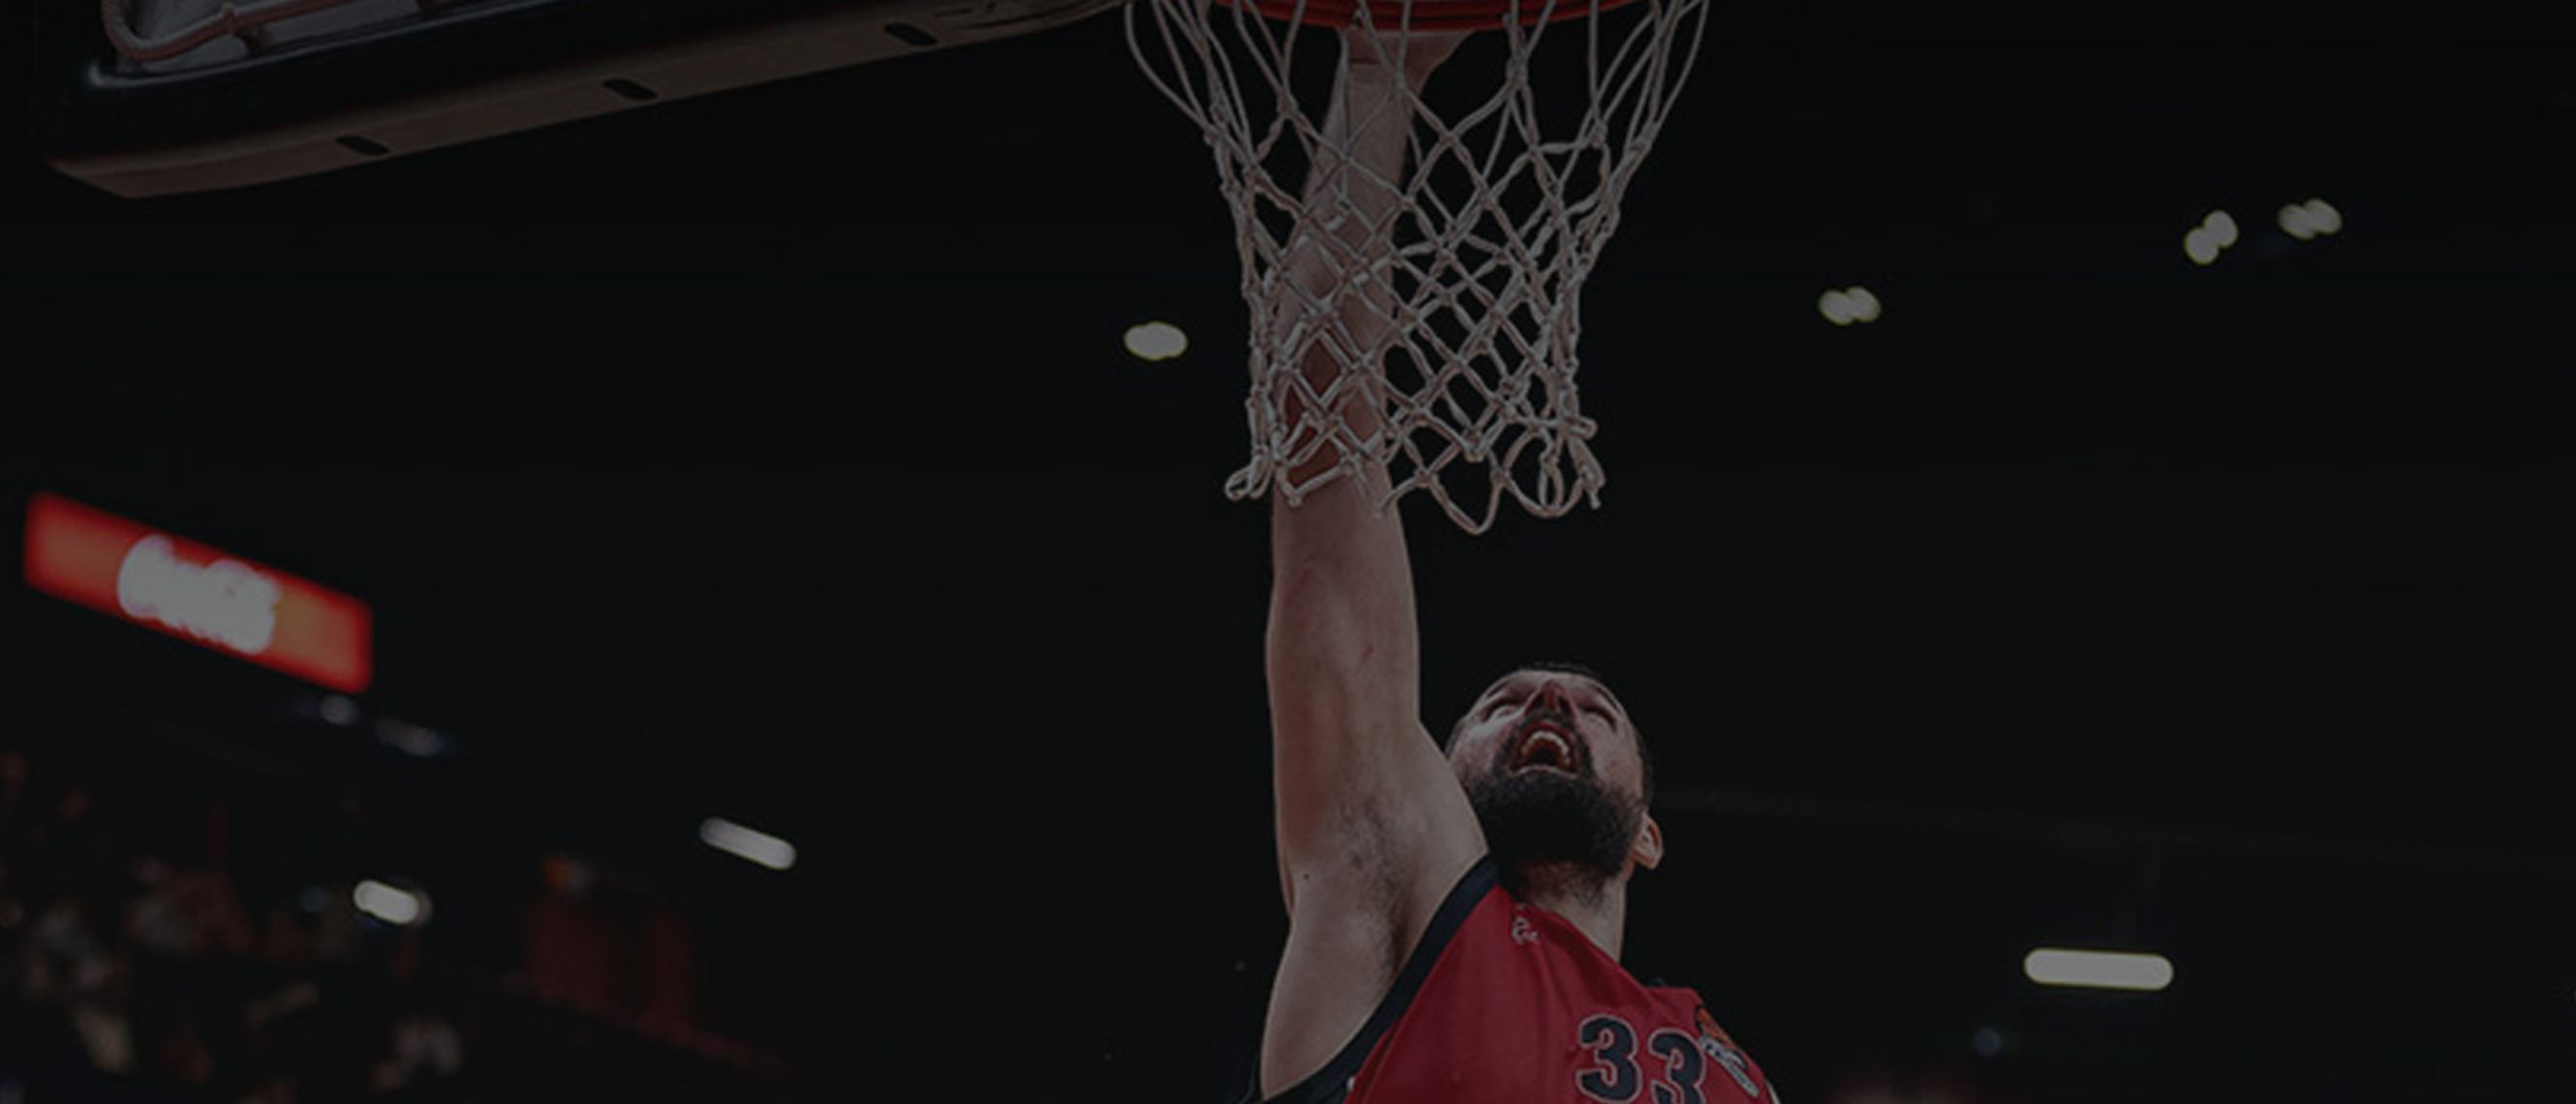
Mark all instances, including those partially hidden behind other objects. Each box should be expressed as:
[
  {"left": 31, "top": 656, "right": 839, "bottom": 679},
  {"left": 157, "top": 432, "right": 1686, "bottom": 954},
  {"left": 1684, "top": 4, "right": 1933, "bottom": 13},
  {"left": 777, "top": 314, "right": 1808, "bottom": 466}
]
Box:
[{"left": 1212, "top": 0, "right": 1645, "bottom": 31}]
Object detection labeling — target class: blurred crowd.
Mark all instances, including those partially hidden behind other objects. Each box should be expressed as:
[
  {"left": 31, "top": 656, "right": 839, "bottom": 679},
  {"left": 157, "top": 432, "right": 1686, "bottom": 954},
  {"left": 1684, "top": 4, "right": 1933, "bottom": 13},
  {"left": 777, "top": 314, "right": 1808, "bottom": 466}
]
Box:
[{"left": 0, "top": 751, "right": 474, "bottom": 1104}]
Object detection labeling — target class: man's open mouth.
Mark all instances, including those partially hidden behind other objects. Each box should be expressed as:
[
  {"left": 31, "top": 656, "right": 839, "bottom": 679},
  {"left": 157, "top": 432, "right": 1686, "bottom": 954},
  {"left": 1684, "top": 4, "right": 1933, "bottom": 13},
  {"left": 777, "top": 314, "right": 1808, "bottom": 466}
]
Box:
[{"left": 1509, "top": 722, "right": 1581, "bottom": 775}]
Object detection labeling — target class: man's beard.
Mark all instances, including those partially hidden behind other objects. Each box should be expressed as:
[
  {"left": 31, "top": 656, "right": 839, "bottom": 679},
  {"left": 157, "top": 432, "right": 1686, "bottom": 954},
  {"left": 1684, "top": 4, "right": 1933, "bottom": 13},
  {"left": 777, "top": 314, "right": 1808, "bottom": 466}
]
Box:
[{"left": 1465, "top": 763, "right": 1643, "bottom": 904}]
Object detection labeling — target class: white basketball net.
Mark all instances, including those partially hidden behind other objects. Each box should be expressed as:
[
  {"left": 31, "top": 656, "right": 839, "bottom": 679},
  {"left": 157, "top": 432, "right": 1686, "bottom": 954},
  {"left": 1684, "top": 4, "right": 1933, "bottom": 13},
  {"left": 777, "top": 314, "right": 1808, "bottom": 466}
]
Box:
[{"left": 1127, "top": 0, "right": 1710, "bottom": 532}]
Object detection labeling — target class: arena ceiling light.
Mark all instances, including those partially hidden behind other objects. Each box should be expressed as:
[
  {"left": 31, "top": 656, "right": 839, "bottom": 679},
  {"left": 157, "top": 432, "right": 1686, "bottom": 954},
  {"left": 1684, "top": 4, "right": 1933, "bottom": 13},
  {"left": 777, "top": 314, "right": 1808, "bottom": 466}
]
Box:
[
  {"left": 700, "top": 816, "right": 797, "bottom": 872},
  {"left": 2023, "top": 947, "right": 2174, "bottom": 992},
  {"left": 353, "top": 879, "right": 429, "bottom": 928},
  {"left": 2184, "top": 208, "right": 2240, "bottom": 266},
  {"left": 2279, "top": 198, "right": 2345, "bottom": 241},
  {"left": 1818, "top": 286, "right": 1883, "bottom": 326},
  {"left": 1124, "top": 321, "right": 1191, "bottom": 362}
]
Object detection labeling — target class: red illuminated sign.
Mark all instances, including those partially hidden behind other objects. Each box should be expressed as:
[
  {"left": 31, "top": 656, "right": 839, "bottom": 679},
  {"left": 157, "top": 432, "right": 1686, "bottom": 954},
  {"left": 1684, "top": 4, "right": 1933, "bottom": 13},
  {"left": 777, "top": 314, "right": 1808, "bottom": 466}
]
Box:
[{"left": 21, "top": 493, "right": 374, "bottom": 693}]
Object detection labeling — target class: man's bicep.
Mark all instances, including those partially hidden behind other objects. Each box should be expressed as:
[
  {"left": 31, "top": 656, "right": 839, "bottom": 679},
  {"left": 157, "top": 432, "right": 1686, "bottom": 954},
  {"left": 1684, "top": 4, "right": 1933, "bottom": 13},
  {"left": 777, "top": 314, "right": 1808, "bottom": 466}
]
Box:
[
  {"left": 1265, "top": 572, "right": 1412, "bottom": 869},
  {"left": 1263, "top": 502, "right": 1477, "bottom": 918},
  {"left": 1266, "top": 704, "right": 1483, "bottom": 918}
]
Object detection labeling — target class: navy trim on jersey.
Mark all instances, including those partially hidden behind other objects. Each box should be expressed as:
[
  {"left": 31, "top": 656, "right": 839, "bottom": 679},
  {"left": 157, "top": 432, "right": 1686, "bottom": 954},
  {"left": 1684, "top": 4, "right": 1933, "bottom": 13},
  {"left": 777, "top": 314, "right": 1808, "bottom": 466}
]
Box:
[{"left": 1248, "top": 854, "right": 1503, "bottom": 1104}]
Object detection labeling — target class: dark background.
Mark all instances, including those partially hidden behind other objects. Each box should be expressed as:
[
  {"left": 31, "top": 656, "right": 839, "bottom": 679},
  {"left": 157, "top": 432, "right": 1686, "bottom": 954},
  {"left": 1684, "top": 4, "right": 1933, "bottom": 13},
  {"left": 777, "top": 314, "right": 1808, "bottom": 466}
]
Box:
[{"left": 5, "top": 2, "right": 2574, "bottom": 1102}]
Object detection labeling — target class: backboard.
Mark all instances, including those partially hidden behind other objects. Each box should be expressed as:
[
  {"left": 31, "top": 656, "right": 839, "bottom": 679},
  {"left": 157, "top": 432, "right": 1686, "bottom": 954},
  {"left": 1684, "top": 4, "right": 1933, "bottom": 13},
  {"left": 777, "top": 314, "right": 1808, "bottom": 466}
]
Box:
[{"left": 36, "top": 0, "right": 1125, "bottom": 198}]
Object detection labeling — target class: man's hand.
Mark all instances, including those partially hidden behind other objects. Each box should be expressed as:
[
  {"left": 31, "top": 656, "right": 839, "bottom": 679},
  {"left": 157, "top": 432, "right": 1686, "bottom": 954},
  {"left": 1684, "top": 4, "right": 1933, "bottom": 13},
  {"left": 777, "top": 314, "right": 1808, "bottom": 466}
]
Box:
[{"left": 1342, "top": 26, "right": 1470, "bottom": 91}]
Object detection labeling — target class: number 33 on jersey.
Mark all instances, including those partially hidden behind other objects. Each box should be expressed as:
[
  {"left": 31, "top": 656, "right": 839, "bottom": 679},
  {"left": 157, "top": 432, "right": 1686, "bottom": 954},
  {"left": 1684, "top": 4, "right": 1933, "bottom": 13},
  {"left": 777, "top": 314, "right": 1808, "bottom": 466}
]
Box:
[{"left": 1574, "top": 1007, "right": 1777, "bottom": 1104}]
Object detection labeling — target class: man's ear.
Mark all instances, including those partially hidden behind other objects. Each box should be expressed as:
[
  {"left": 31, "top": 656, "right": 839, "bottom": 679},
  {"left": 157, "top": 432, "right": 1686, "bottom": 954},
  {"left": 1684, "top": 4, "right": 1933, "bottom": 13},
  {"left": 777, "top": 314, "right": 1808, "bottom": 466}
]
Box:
[{"left": 1632, "top": 813, "right": 1665, "bottom": 872}]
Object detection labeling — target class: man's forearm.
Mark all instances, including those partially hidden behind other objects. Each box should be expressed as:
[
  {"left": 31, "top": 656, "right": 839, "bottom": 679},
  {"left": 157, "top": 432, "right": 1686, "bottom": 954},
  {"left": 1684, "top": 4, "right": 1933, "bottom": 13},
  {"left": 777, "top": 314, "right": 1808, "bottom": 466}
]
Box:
[
  {"left": 1266, "top": 41, "right": 1433, "bottom": 702},
  {"left": 1270, "top": 51, "right": 1424, "bottom": 488}
]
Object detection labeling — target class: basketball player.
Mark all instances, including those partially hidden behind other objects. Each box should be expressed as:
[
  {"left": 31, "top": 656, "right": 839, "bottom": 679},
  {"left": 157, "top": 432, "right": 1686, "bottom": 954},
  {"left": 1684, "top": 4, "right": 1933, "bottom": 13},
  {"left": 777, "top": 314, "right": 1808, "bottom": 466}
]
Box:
[{"left": 1250, "top": 25, "right": 1781, "bottom": 1104}]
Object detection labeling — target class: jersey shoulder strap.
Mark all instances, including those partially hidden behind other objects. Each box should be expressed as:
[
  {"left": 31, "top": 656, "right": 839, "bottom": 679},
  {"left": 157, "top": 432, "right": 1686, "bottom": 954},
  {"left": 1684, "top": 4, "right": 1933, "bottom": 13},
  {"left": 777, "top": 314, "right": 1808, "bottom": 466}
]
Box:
[{"left": 1245, "top": 855, "right": 1502, "bottom": 1104}]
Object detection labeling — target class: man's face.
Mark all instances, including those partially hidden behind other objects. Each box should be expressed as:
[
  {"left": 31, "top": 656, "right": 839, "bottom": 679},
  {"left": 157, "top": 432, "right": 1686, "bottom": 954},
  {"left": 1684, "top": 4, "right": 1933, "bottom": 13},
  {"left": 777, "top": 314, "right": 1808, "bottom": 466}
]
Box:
[{"left": 1448, "top": 669, "right": 1651, "bottom": 888}]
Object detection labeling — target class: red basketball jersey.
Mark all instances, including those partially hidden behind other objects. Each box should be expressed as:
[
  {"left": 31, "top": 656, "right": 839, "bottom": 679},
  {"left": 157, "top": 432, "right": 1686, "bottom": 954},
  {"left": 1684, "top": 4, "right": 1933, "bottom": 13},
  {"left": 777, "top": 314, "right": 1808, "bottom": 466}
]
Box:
[{"left": 1262, "top": 857, "right": 1780, "bottom": 1104}]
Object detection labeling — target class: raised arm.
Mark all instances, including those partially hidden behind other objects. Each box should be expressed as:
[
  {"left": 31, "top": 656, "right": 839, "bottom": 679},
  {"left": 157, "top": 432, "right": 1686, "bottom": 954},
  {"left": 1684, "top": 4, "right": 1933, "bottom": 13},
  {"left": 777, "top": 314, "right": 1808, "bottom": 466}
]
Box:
[
  {"left": 1258, "top": 28, "right": 1488, "bottom": 1095},
  {"left": 1266, "top": 25, "right": 1482, "bottom": 914}
]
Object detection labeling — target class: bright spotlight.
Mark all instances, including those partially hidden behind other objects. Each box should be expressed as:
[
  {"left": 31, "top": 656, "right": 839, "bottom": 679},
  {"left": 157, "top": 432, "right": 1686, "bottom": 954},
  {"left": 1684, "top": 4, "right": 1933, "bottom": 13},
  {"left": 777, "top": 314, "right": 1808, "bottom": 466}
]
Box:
[
  {"left": 2302, "top": 199, "right": 2342, "bottom": 235},
  {"left": 2183, "top": 228, "right": 2221, "bottom": 266},
  {"left": 1123, "top": 322, "right": 1190, "bottom": 362},
  {"left": 1820, "top": 287, "right": 1878, "bottom": 325},
  {"left": 2200, "top": 209, "right": 2240, "bottom": 249},
  {"left": 353, "top": 879, "right": 427, "bottom": 927},
  {"left": 700, "top": 816, "right": 797, "bottom": 872},
  {"left": 2279, "top": 199, "right": 2343, "bottom": 241},
  {"left": 2024, "top": 947, "right": 2173, "bottom": 992},
  {"left": 2280, "top": 202, "right": 2319, "bottom": 240}
]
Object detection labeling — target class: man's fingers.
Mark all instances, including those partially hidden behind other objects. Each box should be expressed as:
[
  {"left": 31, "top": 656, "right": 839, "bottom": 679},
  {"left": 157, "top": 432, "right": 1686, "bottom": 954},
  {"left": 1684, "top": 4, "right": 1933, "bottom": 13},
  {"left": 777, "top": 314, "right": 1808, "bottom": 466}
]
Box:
[{"left": 1343, "top": 25, "right": 1473, "bottom": 78}]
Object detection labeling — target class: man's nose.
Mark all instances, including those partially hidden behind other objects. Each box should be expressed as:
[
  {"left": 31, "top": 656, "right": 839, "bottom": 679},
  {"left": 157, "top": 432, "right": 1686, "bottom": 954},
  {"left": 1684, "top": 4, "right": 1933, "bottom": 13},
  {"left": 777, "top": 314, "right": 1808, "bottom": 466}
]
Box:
[{"left": 1532, "top": 679, "right": 1573, "bottom": 716}]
